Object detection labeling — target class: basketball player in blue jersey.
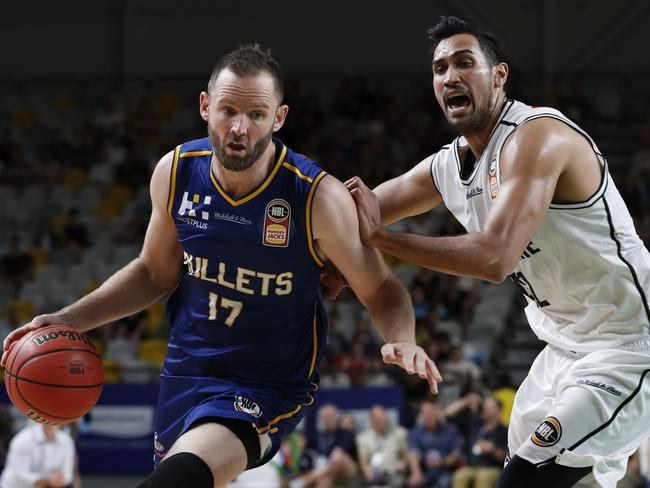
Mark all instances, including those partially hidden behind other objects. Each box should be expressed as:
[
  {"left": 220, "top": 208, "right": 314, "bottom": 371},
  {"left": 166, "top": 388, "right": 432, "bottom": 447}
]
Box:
[
  {"left": 342, "top": 16, "right": 650, "bottom": 488},
  {"left": 2, "top": 45, "right": 441, "bottom": 488}
]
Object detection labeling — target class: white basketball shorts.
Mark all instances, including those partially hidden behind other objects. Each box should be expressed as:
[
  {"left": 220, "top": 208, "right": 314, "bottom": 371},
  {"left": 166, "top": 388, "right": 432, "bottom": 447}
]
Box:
[{"left": 507, "top": 340, "right": 650, "bottom": 487}]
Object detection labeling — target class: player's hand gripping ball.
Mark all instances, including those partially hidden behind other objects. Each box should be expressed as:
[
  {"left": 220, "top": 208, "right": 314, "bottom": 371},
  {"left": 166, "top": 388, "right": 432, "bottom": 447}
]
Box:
[{"left": 3, "top": 325, "right": 104, "bottom": 424}]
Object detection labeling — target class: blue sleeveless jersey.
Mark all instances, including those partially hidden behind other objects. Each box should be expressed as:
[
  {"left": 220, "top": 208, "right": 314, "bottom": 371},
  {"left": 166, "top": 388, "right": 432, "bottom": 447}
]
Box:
[{"left": 165, "top": 137, "right": 328, "bottom": 394}]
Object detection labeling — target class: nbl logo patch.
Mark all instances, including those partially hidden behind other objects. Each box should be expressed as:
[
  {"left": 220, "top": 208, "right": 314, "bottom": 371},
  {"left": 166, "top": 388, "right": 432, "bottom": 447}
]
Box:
[
  {"left": 234, "top": 395, "right": 262, "bottom": 418},
  {"left": 263, "top": 199, "right": 291, "bottom": 247},
  {"left": 489, "top": 157, "right": 499, "bottom": 199},
  {"left": 531, "top": 416, "right": 562, "bottom": 447}
]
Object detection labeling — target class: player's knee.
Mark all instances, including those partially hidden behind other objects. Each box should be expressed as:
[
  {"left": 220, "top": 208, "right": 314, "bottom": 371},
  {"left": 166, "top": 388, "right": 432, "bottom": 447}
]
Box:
[
  {"left": 136, "top": 452, "right": 214, "bottom": 488},
  {"left": 497, "top": 455, "right": 592, "bottom": 488}
]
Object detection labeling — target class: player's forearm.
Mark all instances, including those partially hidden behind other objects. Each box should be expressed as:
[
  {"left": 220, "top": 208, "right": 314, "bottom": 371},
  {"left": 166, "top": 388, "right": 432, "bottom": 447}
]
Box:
[
  {"left": 365, "top": 274, "right": 415, "bottom": 344},
  {"left": 369, "top": 229, "right": 510, "bottom": 283},
  {"left": 58, "top": 258, "right": 178, "bottom": 332}
]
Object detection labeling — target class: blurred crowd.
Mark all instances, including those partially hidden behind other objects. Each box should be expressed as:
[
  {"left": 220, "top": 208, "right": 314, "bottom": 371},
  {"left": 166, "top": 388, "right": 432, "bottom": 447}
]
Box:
[{"left": 1, "top": 72, "right": 650, "bottom": 486}]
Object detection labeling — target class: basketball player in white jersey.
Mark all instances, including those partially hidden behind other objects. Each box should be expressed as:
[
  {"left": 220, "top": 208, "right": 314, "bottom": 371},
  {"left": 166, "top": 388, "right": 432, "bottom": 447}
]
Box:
[{"left": 344, "top": 16, "right": 650, "bottom": 488}]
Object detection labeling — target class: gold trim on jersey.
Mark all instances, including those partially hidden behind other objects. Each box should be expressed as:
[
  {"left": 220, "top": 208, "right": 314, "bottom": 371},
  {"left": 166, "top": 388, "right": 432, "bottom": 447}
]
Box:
[
  {"left": 282, "top": 162, "right": 313, "bottom": 182},
  {"left": 308, "top": 306, "right": 318, "bottom": 377},
  {"left": 252, "top": 383, "right": 318, "bottom": 435},
  {"left": 306, "top": 171, "right": 327, "bottom": 267},
  {"left": 209, "top": 145, "right": 287, "bottom": 207},
  {"left": 167, "top": 145, "right": 181, "bottom": 216},
  {"left": 180, "top": 150, "right": 213, "bottom": 158}
]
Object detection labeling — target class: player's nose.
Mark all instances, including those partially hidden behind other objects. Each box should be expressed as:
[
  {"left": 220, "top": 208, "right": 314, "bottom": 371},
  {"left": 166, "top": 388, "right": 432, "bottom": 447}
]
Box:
[{"left": 230, "top": 115, "right": 248, "bottom": 136}]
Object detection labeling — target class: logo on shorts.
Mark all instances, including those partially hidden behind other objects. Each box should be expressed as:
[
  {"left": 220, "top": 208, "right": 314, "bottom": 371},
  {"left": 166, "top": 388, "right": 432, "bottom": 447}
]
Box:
[
  {"left": 263, "top": 199, "right": 291, "bottom": 247},
  {"left": 234, "top": 396, "right": 262, "bottom": 418},
  {"left": 531, "top": 416, "right": 562, "bottom": 447},
  {"left": 154, "top": 432, "right": 165, "bottom": 452}
]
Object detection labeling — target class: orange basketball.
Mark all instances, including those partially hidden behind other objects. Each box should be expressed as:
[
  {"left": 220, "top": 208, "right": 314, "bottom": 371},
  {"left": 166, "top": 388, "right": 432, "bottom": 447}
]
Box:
[{"left": 3, "top": 325, "right": 104, "bottom": 425}]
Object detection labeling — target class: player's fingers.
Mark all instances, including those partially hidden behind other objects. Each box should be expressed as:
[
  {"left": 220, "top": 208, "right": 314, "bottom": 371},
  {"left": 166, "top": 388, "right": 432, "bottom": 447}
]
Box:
[
  {"left": 399, "top": 347, "right": 416, "bottom": 375},
  {"left": 426, "top": 357, "right": 443, "bottom": 383},
  {"left": 415, "top": 351, "right": 428, "bottom": 379},
  {"left": 381, "top": 343, "right": 398, "bottom": 365},
  {"left": 344, "top": 177, "right": 360, "bottom": 189}
]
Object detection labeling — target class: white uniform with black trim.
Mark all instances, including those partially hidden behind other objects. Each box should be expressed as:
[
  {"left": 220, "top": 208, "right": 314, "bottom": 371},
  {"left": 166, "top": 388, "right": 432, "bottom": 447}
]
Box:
[{"left": 430, "top": 99, "right": 650, "bottom": 487}]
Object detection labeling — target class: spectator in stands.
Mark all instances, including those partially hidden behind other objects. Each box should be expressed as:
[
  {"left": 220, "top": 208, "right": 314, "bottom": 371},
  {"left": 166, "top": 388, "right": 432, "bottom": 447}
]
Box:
[
  {"left": 0, "top": 405, "right": 14, "bottom": 472},
  {"left": 0, "top": 235, "right": 34, "bottom": 291},
  {"left": 451, "top": 397, "right": 507, "bottom": 488},
  {"left": 444, "top": 392, "right": 484, "bottom": 461},
  {"left": 0, "top": 422, "right": 75, "bottom": 488},
  {"left": 357, "top": 405, "right": 408, "bottom": 487},
  {"left": 407, "top": 401, "right": 462, "bottom": 488},
  {"left": 297, "top": 403, "right": 358, "bottom": 487},
  {"left": 62, "top": 207, "right": 90, "bottom": 250},
  {"left": 442, "top": 343, "right": 482, "bottom": 394}
]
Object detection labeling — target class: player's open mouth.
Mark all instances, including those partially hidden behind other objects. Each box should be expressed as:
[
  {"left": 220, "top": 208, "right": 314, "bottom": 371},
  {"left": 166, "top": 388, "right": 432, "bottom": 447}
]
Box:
[
  {"left": 446, "top": 94, "right": 471, "bottom": 116},
  {"left": 227, "top": 142, "right": 246, "bottom": 153}
]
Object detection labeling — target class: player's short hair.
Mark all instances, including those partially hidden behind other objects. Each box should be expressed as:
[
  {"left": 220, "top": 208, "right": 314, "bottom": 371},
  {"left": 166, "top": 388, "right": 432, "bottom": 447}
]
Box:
[
  {"left": 427, "top": 16, "right": 505, "bottom": 66},
  {"left": 208, "top": 43, "right": 285, "bottom": 101}
]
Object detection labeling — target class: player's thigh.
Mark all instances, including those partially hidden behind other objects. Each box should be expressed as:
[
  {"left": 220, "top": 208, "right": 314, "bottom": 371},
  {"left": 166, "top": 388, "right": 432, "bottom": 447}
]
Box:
[
  {"left": 166, "top": 421, "right": 247, "bottom": 487},
  {"left": 507, "top": 345, "right": 565, "bottom": 457},
  {"left": 515, "top": 348, "right": 650, "bottom": 486}
]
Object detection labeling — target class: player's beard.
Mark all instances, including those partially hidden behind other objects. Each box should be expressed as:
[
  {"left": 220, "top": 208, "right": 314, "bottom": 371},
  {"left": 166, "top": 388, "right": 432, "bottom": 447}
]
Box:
[
  {"left": 211, "top": 129, "right": 274, "bottom": 172},
  {"left": 445, "top": 96, "right": 494, "bottom": 135}
]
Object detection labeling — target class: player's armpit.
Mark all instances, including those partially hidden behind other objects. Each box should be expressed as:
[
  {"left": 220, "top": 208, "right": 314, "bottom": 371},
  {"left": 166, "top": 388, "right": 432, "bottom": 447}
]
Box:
[{"left": 371, "top": 154, "right": 443, "bottom": 226}]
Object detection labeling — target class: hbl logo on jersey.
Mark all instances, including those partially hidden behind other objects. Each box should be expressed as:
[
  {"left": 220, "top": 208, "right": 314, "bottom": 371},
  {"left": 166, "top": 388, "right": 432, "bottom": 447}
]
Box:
[
  {"left": 234, "top": 396, "right": 262, "bottom": 418},
  {"left": 263, "top": 199, "right": 291, "bottom": 247},
  {"left": 531, "top": 416, "right": 562, "bottom": 447}
]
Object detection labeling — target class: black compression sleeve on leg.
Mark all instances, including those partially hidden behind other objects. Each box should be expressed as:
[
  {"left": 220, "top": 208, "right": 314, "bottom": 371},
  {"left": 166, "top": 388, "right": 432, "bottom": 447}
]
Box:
[
  {"left": 136, "top": 452, "right": 214, "bottom": 488},
  {"left": 497, "top": 455, "right": 592, "bottom": 488}
]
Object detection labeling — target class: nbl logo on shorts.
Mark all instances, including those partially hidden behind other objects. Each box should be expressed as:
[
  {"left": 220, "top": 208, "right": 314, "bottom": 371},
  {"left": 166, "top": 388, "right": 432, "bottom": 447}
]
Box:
[
  {"left": 531, "top": 416, "right": 562, "bottom": 447},
  {"left": 234, "top": 395, "right": 262, "bottom": 418}
]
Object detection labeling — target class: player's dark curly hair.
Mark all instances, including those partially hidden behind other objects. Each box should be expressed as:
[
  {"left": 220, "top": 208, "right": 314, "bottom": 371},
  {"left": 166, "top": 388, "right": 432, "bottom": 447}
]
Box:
[
  {"left": 208, "top": 43, "right": 285, "bottom": 101},
  {"left": 427, "top": 16, "right": 505, "bottom": 66}
]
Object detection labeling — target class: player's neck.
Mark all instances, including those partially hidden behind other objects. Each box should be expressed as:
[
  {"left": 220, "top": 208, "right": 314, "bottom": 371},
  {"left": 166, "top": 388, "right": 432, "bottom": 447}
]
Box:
[
  {"left": 212, "top": 142, "right": 276, "bottom": 199},
  {"left": 462, "top": 92, "right": 508, "bottom": 159}
]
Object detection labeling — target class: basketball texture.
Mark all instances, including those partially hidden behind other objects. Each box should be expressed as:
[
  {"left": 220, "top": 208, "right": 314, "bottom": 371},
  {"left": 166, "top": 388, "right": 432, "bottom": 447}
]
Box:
[{"left": 4, "top": 325, "right": 104, "bottom": 425}]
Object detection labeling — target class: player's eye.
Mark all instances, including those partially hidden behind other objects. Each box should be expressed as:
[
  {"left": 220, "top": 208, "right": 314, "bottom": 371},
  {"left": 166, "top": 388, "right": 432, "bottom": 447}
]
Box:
[
  {"left": 250, "top": 111, "right": 264, "bottom": 120},
  {"left": 222, "top": 107, "right": 235, "bottom": 116},
  {"left": 434, "top": 65, "right": 447, "bottom": 75}
]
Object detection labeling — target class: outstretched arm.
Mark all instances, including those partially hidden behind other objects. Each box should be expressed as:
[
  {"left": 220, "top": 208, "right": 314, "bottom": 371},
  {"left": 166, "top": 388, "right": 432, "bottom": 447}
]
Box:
[
  {"left": 347, "top": 118, "right": 578, "bottom": 283},
  {"left": 312, "top": 176, "right": 442, "bottom": 393},
  {"left": 2, "top": 150, "right": 183, "bottom": 365},
  {"left": 374, "top": 154, "right": 443, "bottom": 226}
]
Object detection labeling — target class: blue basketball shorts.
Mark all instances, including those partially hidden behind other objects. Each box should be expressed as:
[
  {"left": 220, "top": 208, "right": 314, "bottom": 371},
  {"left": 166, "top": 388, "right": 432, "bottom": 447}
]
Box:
[{"left": 152, "top": 373, "right": 317, "bottom": 469}]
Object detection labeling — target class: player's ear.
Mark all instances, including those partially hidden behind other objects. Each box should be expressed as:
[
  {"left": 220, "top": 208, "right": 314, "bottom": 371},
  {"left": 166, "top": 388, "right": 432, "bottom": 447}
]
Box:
[
  {"left": 273, "top": 104, "right": 289, "bottom": 132},
  {"left": 494, "top": 62, "right": 509, "bottom": 89},
  {"left": 199, "top": 91, "right": 210, "bottom": 121}
]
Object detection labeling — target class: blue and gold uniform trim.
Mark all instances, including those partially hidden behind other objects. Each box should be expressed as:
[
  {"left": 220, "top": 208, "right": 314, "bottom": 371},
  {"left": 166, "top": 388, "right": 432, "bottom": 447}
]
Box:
[
  {"left": 252, "top": 383, "right": 319, "bottom": 435},
  {"left": 306, "top": 171, "right": 327, "bottom": 267},
  {"left": 167, "top": 145, "right": 181, "bottom": 216},
  {"left": 180, "top": 150, "right": 212, "bottom": 158},
  {"left": 308, "top": 304, "right": 318, "bottom": 377},
  {"left": 209, "top": 145, "right": 288, "bottom": 207},
  {"left": 282, "top": 162, "right": 314, "bottom": 182}
]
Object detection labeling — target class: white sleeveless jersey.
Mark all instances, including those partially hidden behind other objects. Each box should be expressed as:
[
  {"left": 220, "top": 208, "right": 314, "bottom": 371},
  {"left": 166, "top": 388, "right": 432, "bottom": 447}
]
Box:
[{"left": 431, "top": 99, "right": 650, "bottom": 352}]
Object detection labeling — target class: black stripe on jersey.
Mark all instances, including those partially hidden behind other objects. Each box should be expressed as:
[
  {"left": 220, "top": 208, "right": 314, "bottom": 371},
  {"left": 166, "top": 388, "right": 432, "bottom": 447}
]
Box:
[
  {"left": 499, "top": 120, "right": 518, "bottom": 127},
  {"left": 567, "top": 368, "right": 650, "bottom": 451},
  {"left": 429, "top": 153, "right": 441, "bottom": 194},
  {"left": 603, "top": 196, "right": 650, "bottom": 325}
]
